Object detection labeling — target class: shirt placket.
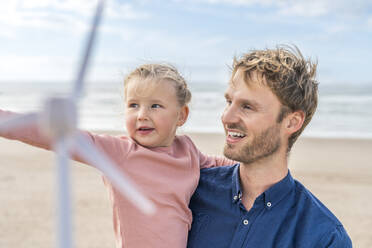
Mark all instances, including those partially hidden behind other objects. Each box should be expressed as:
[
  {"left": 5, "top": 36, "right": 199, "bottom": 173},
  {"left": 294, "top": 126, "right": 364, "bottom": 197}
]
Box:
[{"left": 228, "top": 200, "right": 264, "bottom": 248}]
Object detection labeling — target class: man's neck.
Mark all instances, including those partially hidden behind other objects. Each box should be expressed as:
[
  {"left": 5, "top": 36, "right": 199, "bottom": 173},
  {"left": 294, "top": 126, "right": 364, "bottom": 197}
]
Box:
[{"left": 238, "top": 154, "right": 288, "bottom": 211}]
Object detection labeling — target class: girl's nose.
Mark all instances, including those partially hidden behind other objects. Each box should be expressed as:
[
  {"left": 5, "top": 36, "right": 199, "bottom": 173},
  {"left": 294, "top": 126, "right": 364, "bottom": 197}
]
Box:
[{"left": 137, "top": 107, "right": 149, "bottom": 121}]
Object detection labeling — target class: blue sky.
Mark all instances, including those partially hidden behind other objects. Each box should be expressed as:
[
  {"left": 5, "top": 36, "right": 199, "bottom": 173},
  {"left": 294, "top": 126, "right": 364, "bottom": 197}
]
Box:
[{"left": 1, "top": 0, "right": 372, "bottom": 85}]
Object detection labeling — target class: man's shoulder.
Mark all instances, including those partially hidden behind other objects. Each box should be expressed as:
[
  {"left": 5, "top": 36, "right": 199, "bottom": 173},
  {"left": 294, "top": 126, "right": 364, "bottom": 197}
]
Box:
[
  {"left": 293, "top": 180, "right": 342, "bottom": 226},
  {"left": 192, "top": 164, "right": 238, "bottom": 197},
  {"left": 200, "top": 164, "right": 238, "bottom": 179},
  {"left": 292, "top": 180, "right": 352, "bottom": 246}
]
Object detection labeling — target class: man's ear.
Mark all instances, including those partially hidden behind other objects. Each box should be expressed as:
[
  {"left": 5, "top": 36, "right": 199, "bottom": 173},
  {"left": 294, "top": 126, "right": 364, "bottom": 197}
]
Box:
[
  {"left": 177, "top": 106, "right": 189, "bottom": 127},
  {"left": 284, "top": 110, "right": 305, "bottom": 135}
]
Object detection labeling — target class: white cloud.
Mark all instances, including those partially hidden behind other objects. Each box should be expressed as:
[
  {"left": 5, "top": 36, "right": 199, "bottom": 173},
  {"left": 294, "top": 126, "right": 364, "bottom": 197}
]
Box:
[
  {"left": 278, "top": 1, "right": 329, "bottom": 17},
  {"left": 325, "top": 24, "right": 349, "bottom": 34},
  {"left": 20, "top": 0, "right": 59, "bottom": 9},
  {"left": 368, "top": 16, "right": 372, "bottom": 29},
  {"left": 191, "top": 0, "right": 372, "bottom": 18},
  {"left": 14, "top": 0, "right": 150, "bottom": 20},
  {"left": 0, "top": 1, "right": 88, "bottom": 37},
  {"left": 201, "top": 0, "right": 270, "bottom": 6},
  {"left": 0, "top": 27, "right": 15, "bottom": 38},
  {"left": 106, "top": 2, "right": 151, "bottom": 20},
  {"left": 0, "top": 0, "right": 150, "bottom": 37}
]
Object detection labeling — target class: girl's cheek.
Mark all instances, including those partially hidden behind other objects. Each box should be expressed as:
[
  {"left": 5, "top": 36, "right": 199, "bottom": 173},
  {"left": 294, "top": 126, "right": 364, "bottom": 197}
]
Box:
[{"left": 125, "top": 119, "right": 134, "bottom": 132}]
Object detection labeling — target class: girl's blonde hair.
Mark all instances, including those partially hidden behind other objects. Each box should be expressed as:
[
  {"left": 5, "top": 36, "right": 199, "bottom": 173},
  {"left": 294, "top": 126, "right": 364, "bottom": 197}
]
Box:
[{"left": 124, "top": 63, "right": 191, "bottom": 106}]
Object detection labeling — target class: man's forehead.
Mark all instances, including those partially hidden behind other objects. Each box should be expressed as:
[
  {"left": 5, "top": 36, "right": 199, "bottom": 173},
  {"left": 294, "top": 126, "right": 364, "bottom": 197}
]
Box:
[
  {"left": 224, "top": 81, "right": 249, "bottom": 101},
  {"left": 224, "top": 71, "right": 280, "bottom": 108},
  {"left": 227, "top": 71, "right": 258, "bottom": 92}
]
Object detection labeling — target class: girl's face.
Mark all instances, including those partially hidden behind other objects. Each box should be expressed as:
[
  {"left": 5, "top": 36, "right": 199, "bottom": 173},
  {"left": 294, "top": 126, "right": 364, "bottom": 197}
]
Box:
[{"left": 124, "top": 79, "right": 188, "bottom": 148}]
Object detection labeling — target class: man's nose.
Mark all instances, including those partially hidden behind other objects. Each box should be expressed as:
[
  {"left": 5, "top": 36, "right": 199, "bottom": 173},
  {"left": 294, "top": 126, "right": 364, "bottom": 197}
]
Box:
[{"left": 221, "top": 104, "right": 239, "bottom": 125}]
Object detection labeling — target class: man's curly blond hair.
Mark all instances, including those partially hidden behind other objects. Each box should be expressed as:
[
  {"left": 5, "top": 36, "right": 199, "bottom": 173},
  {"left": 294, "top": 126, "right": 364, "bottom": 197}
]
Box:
[{"left": 232, "top": 45, "right": 318, "bottom": 151}]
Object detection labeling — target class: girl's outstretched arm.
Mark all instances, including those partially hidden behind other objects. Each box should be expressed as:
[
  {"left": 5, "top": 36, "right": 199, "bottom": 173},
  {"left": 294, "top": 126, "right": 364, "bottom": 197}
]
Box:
[
  {"left": 0, "top": 109, "right": 52, "bottom": 150},
  {"left": 0, "top": 109, "right": 132, "bottom": 167}
]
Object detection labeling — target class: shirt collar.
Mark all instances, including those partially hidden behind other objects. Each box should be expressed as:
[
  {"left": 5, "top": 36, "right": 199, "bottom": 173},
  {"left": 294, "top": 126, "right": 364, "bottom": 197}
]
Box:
[
  {"left": 231, "top": 165, "right": 295, "bottom": 209},
  {"left": 262, "top": 170, "right": 294, "bottom": 210},
  {"left": 231, "top": 164, "right": 242, "bottom": 203}
]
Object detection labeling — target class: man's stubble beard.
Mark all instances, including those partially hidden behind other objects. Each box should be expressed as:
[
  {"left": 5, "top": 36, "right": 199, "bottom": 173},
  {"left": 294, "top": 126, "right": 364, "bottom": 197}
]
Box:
[{"left": 223, "top": 124, "right": 281, "bottom": 165}]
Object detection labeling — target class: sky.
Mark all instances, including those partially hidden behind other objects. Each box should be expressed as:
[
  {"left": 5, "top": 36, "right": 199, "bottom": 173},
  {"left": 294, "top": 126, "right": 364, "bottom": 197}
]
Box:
[{"left": 0, "top": 0, "right": 372, "bottom": 85}]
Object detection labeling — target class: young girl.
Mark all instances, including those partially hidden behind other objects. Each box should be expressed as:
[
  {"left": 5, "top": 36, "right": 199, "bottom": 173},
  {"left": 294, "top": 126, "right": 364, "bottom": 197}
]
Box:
[{"left": 0, "top": 64, "right": 235, "bottom": 248}]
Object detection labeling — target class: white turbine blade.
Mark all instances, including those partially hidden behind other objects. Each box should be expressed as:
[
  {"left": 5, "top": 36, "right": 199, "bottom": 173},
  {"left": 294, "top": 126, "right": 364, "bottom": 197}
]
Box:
[
  {"left": 72, "top": 0, "right": 106, "bottom": 100},
  {"left": 54, "top": 138, "right": 74, "bottom": 248},
  {"left": 73, "top": 134, "right": 156, "bottom": 215},
  {"left": 0, "top": 113, "right": 39, "bottom": 131}
]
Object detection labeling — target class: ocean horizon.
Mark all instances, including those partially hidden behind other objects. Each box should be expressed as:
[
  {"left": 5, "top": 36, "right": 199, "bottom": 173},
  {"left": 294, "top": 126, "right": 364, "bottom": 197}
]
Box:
[{"left": 0, "top": 81, "right": 371, "bottom": 139}]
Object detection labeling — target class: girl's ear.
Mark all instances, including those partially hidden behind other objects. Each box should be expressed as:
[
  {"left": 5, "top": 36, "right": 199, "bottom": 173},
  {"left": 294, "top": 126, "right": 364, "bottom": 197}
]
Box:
[
  {"left": 284, "top": 110, "right": 305, "bottom": 135},
  {"left": 177, "top": 106, "right": 189, "bottom": 127}
]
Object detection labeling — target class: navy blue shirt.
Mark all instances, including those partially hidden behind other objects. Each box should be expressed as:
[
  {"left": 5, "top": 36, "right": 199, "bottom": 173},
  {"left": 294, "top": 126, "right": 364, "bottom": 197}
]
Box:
[{"left": 187, "top": 164, "right": 352, "bottom": 248}]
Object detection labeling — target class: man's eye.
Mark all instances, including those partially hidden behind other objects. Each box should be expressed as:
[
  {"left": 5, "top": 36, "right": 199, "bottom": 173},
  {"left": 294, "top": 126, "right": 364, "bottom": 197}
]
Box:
[
  {"left": 243, "top": 105, "right": 251, "bottom": 110},
  {"left": 226, "top": 99, "right": 232, "bottom": 105},
  {"left": 151, "top": 104, "right": 162, "bottom": 108}
]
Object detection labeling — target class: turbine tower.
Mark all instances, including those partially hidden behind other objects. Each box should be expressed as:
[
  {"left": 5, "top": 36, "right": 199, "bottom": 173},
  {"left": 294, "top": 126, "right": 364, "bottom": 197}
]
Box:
[{"left": 0, "top": 1, "right": 155, "bottom": 247}]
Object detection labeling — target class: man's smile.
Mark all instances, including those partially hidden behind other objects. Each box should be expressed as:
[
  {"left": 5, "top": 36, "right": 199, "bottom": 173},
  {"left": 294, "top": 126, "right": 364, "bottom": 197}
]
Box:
[{"left": 226, "top": 130, "right": 246, "bottom": 143}]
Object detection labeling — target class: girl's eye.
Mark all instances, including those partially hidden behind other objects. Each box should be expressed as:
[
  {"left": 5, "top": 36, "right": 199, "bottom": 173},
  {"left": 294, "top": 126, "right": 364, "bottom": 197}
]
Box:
[
  {"left": 128, "top": 103, "right": 138, "bottom": 108},
  {"left": 151, "top": 104, "right": 162, "bottom": 109}
]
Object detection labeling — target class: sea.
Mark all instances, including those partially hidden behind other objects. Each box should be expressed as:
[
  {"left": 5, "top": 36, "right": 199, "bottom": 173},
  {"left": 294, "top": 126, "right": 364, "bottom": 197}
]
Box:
[{"left": 0, "top": 81, "right": 371, "bottom": 139}]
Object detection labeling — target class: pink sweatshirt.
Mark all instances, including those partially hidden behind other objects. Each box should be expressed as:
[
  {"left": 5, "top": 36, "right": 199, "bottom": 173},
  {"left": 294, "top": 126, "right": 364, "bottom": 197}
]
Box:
[{"left": 0, "top": 110, "right": 234, "bottom": 248}]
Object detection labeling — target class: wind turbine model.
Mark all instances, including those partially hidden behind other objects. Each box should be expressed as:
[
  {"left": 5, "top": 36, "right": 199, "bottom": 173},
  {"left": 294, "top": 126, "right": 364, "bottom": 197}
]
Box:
[{"left": 0, "top": 1, "right": 155, "bottom": 248}]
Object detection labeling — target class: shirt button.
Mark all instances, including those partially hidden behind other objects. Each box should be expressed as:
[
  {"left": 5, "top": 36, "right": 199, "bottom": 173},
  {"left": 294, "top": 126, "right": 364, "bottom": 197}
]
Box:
[
  {"left": 243, "top": 219, "right": 249, "bottom": 225},
  {"left": 267, "top": 202, "right": 272, "bottom": 207},
  {"left": 233, "top": 195, "right": 238, "bottom": 201}
]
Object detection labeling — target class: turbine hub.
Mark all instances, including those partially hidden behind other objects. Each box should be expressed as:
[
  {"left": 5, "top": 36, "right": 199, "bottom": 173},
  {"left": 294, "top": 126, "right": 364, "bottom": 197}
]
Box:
[{"left": 41, "top": 97, "right": 77, "bottom": 139}]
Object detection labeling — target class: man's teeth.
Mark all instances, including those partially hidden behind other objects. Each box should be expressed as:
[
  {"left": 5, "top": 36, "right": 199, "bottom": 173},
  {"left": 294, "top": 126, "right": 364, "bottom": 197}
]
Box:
[{"left": 228, "top": 131, "right": 245, "bottom": 138}]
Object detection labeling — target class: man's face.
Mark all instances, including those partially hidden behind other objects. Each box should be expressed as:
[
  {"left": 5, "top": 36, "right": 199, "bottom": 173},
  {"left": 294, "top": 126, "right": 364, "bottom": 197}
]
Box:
[{"left": 222, "top": 69, "right": 285, "bottom": 164}]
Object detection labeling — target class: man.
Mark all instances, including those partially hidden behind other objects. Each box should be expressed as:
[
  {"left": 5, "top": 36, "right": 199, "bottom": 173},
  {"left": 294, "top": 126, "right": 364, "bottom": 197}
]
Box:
[{"left": 187, "top": 45, "right": 352, "bottom": 247}]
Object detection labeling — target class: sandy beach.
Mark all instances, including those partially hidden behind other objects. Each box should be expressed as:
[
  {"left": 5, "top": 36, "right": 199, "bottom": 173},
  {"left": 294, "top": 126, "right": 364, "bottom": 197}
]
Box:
[{"left": 1, "top": 131, "right": 371, "bottom": 247}]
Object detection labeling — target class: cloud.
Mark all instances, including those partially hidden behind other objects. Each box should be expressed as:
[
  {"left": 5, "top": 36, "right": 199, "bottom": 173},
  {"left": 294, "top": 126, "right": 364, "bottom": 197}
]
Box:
[
  {"left": 15, "top": 0, "right": 149, "bottom": 19},
  {"left": 199, "top": 0, "right": 270, "bottom": 6},
  {"left": 324, "top": 24, "right": 349, "bottom": 34},
  {"left": 0, "top": 27, "right": 15, "bottom": 38},
  {"left": 190, "top": 0, "right": 372, "bottom": 18},
  {"left": 368, "top": 16, "right": 372, "bottom": 29},
  {"left": 106, "top": 2, "right": 151, "bottom": 20},
  {"left": 277, "top": 1, "right": 329, "bottom": 17},
  {"left": 0, "top": 0, "right": 150, "bottom": 37}
]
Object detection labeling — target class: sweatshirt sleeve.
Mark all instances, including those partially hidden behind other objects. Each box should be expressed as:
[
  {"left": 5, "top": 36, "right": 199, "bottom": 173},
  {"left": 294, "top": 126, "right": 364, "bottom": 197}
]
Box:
[
  {"left": 0, "top": 109, "right": 52, "bottom": 150},
  {"left": 0, "top": 109, "right": 132, "bottom": 167},
  {"left": 198, "top": 152, "right": 237, "bottom": 169},
  {"left": 182, "top": 135, "right": 237, "bottom": 169}
]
